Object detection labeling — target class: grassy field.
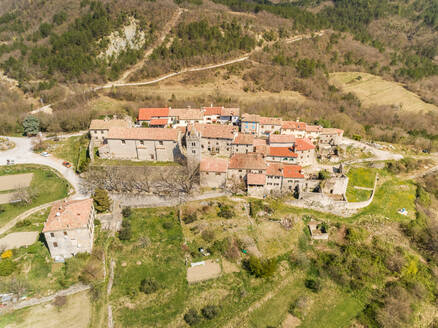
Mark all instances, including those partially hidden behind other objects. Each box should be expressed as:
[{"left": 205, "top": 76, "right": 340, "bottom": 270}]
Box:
[
  {"left": 329, "top": 72, "right": 438, "bottom": 113},
  {"left": 48, "top": 135, "right": 89, "bottom": 172},
  {"left": 0, "top": 165, "right": 70, "bottom": 229},
  {"left": 0, "top": 208, "right": 49, "bottom": 238},
  {"left": 346, "top": 167, "right": 376, "bottom": 202},
  {"left": 0, "top": 291, "right": 91, "bottom": 328}
]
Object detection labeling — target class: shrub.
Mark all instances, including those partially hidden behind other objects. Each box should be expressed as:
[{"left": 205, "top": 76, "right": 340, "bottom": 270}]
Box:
[
  {"left": 118, "top": 220, "right": 132, "bottom": 241},
  {"left": 0, "top": 259, "right": 16, "bottom": 276},
  {"left": 121, "top": 207, "right": 132, "bottom": 218},
  {"left": 93, "top": 188, "right": 111, "bottom": 213},
  {"left": 15, "top": 219, "right": 32, "bottom": 228},
  {"left": 53, "top": 295, "right": 67, "bottom": 309},
  {"left": 201, "top": 305, "right": 219, "bottom": 320},
  {"left": 217, "top": 203, "right": 234, "bottom": 219},
  {"left": 184, "top": 308, "right": 201, "bottom": 326},
  {"left": 183, "top": 212, "right": 197, "bottom": 224},
  {"left": 243, "top": 256, "right": 278, "bottom": 278},
  {"left": 318, "top": 169, "right": 331, "bottom": 180},
  {"left": 140, "top": 278, "right": 159, "bottom": 294},
  {"left": 201, "top": 230, "right": 215, "bottom": 242},
  {"left": 305, "top": 278, "right": 321, "bottom": 292},
  {"left": 162, "top": 221, "right": 173, "bottom": 230},
  {"left": 1, "top": 250, "right": 13, "bottom": 259}
]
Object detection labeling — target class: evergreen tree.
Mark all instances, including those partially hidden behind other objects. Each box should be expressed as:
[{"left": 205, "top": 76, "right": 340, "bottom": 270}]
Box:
[
  {"left": 22, "top": 116, "right": 40, "bottom": 136},
  {"left": 93, "top": 188, "right": 111, "bottom": 212}
]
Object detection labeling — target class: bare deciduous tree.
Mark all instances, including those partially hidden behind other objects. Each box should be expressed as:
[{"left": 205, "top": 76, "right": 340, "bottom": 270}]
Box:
[{"left": 13, "top": 186, "right": 39, "bottom": 205}]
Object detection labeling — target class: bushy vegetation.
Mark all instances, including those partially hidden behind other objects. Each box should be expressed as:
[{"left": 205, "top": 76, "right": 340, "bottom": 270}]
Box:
[
  {"left": 93, "top": 188, "right": 111, "bottom": 213},
  {"left": 243, "top": 256, "right": 278, "bottom": 278}
]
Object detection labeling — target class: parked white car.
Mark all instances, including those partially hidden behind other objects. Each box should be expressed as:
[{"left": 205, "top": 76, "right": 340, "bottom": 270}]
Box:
[{"left": 41, "top": 151, "right": 50, "bottom": 157}]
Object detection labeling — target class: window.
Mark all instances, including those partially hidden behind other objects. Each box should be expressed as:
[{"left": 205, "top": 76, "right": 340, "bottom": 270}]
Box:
[
  {"left": 192, "top": 150, "right": 196, "bottom": 154},
  {"left": 53, "top": 242, "right": 58, "bottom": 248},
  {"left": 238, "top": 170, "right": 242, "bottom": 173},
  {"left": 64, "top": 231, "right": 68, "bottom": 236},
  {"left": 150, "top": 155, "right": 154, "bottom": 159},
  {"left": 121, "top": 140, "right": 126, "bottom": 144},
  {"left": 192, "top": 142, "right": 196, "bottom": 146},
  {"left": 140, "top": 140, "right": 144, "bottom": 145},
  {"left": 50, "top": 233, "right": 55, "bottom": 237},
  {"left": 159, "top": 141, "right": 163, "bottom": 145},
  {"left": 100, "top": 130, "right": 104, "bottom": 134},
  {"left": 216, "top": 172, "right": 220, "bottom": 176}
]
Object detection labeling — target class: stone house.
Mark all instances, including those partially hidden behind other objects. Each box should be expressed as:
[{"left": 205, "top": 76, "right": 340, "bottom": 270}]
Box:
[
  {"left": 265, "top": 147, "right": 298, "bottom": 164},
  {"left": 247, "top": 173, "right": 266, "bottom": 197},
  {"left": 321, "top": 176, "right": 349, "bottom": 197},
  {"left": 202, "top": 106, "right": 240, "bottom": 125},
  {"left": 281, "top": 121, "right": 307, "bottom": 138},
  {"left": 191, "top": 123, "right": 237, "bottom": 157},
  {"left": 104, "top": 127, "right": 181, "bottom": 161},
  {"left": 241, "top": 113, "right": 260, "bottom": 135},
  {"left": 269, "top": 134, "right": 296, "bottom": 148},
  {"left": 227, "top": 153, "right": 267, "bottom": 182},
  {"left": 232, "top": 133, "right": 255, "bottom": 154},
  {"left": 200, "top": 158, "right": 228, "bottom": 188},
  {"left": 259, "top": 117, "right": 283, "bottom": 136},
  {"left": 319, "top": 128, "right": 344, "bottom": 145},
  {"left": 137, "top": 107, "right": 170, "bottom": 125},
  {"left": 169, "top": 108, "right": 204, "bottom": 127},
  {"left": 305, "top": 125, "right": 323, "bottom": 142},
  {"left": 281, "top": 165, "right": 305, "bottom": 193},
  {"left": 89, "top": 118, "right": 131, "bottom": 145},
  {"left": 294, "top": 138, "right": 316, "bottom": 166},
  {"left": 43, "top": 199, "right": 95, "bottom": 260}
]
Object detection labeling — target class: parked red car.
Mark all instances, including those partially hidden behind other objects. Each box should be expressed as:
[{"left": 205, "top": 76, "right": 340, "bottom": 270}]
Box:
[{"left": 62, "top": 161, "right": 72, "bottom": 168}]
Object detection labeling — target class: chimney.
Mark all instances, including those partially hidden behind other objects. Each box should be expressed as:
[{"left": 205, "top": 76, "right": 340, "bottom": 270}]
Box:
[
  {"left": 296, "top": 118, "right": 300, "bottom": 122},
  {"left": 56, "top": 212, "right": 60, "bottom": 217},
  {"left": 210, "top": 103, "right": 213, "bottom": 107}
]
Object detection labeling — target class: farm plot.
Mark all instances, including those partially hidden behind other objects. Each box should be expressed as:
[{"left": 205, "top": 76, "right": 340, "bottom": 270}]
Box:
[
  {"left": 329, "top": 72, "right": 438, "bottom": 113},
  {"left": 0, "top": 173, "right": 33, "bottom": 191}
]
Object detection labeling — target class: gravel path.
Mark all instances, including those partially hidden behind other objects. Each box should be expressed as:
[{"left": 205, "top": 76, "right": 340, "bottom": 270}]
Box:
[{"left": 0, "top": 136, "right": 87, "bottom": 200}]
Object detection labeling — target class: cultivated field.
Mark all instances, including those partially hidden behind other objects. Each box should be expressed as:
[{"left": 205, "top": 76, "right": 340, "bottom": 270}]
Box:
[
  {"left": 329, "top": 72, "right": 438, "bottom": 113},
  {"left": 0, "top": 173, "right": 33, "bottom": 191}
]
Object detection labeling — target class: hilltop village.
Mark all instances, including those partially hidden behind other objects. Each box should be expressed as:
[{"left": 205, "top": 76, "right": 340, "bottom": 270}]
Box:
[{"left": 89, "top": 106, "right": 344, "bottom": 198}]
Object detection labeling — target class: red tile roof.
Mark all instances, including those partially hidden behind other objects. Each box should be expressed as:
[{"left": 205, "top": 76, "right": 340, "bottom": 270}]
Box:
[
  {"left": 247, "top": 173, "right": 266, "bottom": 185},
  {"left": 253, "top": 138, "right": 267, "bottom": 147},
  {"left": 321, "top": 128, "right": 344, "bottom": 135},
  {"left": 260, "top": 117, "right": 282, "bottom": 125},
  {"left": 193, "top": 123, "right": 236, "bottom": 139},
  {"left": 107, "top": 127, "right": 179, "bottom": 141},
  {"left": 229, "top": 153, "right": 267, "bottom": 170},
  {"left": 241, "top": 113, "right": 261, "bottom": 123},
  {"left": 221, "top": 107, "right": 240, "bottom": 117},
  {"left": 232, "top": 133, "right": 255, "bottom": 145},
  {"left": 169, "top": 108, "right": 203, "bottom": 120},
  {"left": 306, "top": 125, "right": 322, "bottom": 132},
  {"left": 295, "top": 138, "right": 315, "bottom": 151},
  {"left": 43, "top": 199, "right": 93, "bottom": 232},
  {"left": 150, "top": 119, "right": 168, "bottom": 126},
  {"left": 138, "top": 108, "right": 169, "bottom": 121},
  {"left": 269, "top": 134, "right": 296, "bottom": 144},
  {"left": 266, "top": 163, "right": 283, "bottom": 176},
  {"left": 269, "top": 147, "right": 298, "bottom": 158},
  {"left": 200, "top": 158, "right": 228, "bottom": 173},
  {"left": 203, "top": 106, "right": 222, "bottom": 116},
  {"left": 255, "top": 145, "right": 269, "bottom": 156},
  {"left": 282, "top": 121, "right": 307, "bottom": 130},
  {"left": 89, "top": 119, "right": 131, "bottom": 130},
  {"left": 283, "top": 165, "right": 304, "bottom": 179}
]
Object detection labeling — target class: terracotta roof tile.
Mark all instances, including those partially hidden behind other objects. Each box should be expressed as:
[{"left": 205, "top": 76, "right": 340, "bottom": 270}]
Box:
[
  {"left": 200, "top": 158, "right": 228, "bottom": 173},
  {"left": 203, "top": 106, "right": 222, "bottom": 116},
  {"left": 241, "top": 113, "right": 261, "bottom": 123},
  {"left": 253, "top": 138, "right": 267, "bottom": 147},
  {"left": 282, "top": 121, "right": 307, "bottom": 130},
  {"left": 169, "top": 108, "right": 204, "bottom": 120},
  {"left": 266, "top": 163, "right": 283, "bottom": 176},
  {"left": 260, "top": 117, "right": 282, "bottom": 125},
  {"left": 89, "top": 119, "right": 130, "bottom": 130},
  {"left": 321, "top": 128, "right": 344, "bottom": 135},
  {"left": 306, "top": 125, "right": 322, "bottom": 132},
  {"left": 283, "top": 165, "right": 304, "bottom": 179},
  {"left": 221, "top": 107, "right": 240, "bottom": 117},
  {"left": 247, "top": 173, "right": 266, "bottom": 185},
  {"left": 138, "top": 108, "right": 169, "bottom": 121},
  {"left": 232, "top": 133, "right": 255, "bottom": 145},
  {"left": 295, "top": 138, "right": 315, "bottom": 151},
  {"left": 255, "top": 144, "right": 269, "bottom": 156},
  {"left": 107, "top": 127, "right": 179, "bottom": 141},
  {"left": 229, "top": 153, "right": 267, "bottom": 170},
  {"left": 193, "top": 123, "right": 236, "bottom": 139},
  {"left": 269, "top": 134, "right": 296, "bottom": 144},
  {"left": 43, "top": 199, "right": 93, "bottom": 232},
  {"left": 269, "top": 147, "right": 298, "bottom": 157}
]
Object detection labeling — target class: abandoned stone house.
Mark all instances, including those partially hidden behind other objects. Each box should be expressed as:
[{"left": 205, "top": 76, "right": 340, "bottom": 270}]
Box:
[
  {"left": 102, "top": 127, "right": 181, "bottom": 161},
  {"left": 89, "top": 118, "right": 131, "bottom": 145},
  {"left": 259, "top": 116, "right": 283, "bottom": 136},
  {"left": 200, "top": 158, "right": 228, "bottom": 188},
  {"left": 43, "top": 199, "right": 95, "bottom": 260},
  {"left": 319, "top": 128, "right": 344, "bottom": 146},
  {"left": 227, "top": 153, "right": 267, "bottom": 182},
  {"left": 281, "top": 120, "right": 308, "bottom": 138},
  {"left": 241, "top": 113, "right": 261, "bottom": 135},
  {"left": 169, "top": 108, "right": 204, "bottom": 127}
]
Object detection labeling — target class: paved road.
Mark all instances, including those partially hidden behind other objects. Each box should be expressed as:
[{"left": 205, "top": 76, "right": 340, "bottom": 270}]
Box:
[{"left": 0, "top": 136, "right": 87, "bottom": 200}]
